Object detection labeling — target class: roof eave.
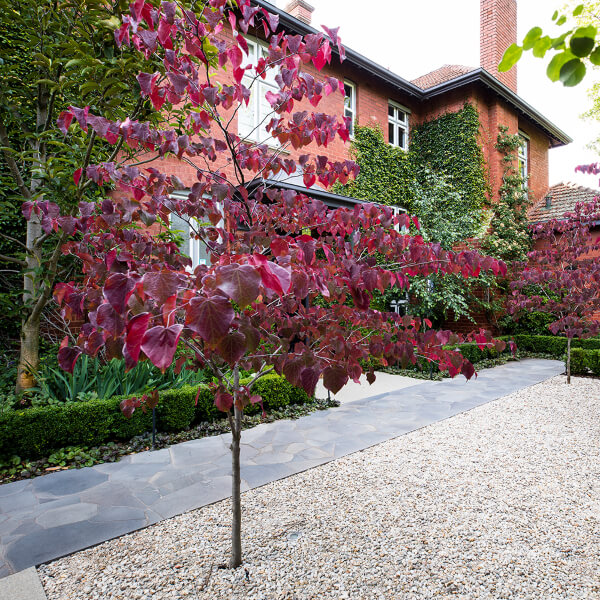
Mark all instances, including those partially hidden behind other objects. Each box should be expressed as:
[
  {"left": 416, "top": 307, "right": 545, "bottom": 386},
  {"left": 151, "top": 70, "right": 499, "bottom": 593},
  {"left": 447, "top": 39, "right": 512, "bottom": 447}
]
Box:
[{"left": 423, "top": 69, "right": 572, "bottom": 148}]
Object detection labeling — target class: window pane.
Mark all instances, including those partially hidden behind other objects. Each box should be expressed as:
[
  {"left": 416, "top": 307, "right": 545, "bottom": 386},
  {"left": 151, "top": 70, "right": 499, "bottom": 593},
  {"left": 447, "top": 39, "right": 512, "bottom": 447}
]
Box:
[
  {"left": 388, "top": 104, "right": 394, "bottom": 117},
  {"left": 389, "top": 122, "right": 395, "bottom": 145},
  {"left": 399, "top": 129, "right": 405, "bottom": 149},
  {"left": 170, "top": 213, "right": 191, "bottom": 258}
]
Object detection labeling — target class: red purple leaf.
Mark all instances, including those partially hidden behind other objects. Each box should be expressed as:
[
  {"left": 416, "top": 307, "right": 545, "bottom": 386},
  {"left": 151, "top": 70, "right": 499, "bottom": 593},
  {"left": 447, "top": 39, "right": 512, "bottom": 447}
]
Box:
[
  {"left": 186, "top": 296, "right": 234, "bottom": 343},
  {"left": 215, "top": 264, "right": 261, "bottom": 308},
  {"left": 141, "top": 324, "right": 183, "bottom": 371}
]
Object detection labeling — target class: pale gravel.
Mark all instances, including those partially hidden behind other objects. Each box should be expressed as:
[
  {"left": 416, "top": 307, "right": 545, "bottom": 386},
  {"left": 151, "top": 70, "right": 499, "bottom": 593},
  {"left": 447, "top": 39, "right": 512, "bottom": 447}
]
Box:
[{"left": 39, "top": 375, "right": 600, "bottom": 599}]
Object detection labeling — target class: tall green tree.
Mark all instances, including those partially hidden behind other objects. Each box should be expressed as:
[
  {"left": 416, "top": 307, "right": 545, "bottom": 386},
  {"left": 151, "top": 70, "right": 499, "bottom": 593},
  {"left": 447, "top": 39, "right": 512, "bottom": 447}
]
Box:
[{"left": 0, "top": 0, "right": 164, "bottom": 393}]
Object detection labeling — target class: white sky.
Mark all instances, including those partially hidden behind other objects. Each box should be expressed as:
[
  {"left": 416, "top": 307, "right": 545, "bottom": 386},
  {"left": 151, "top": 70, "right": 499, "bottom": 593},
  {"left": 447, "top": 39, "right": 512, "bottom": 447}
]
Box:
[{"left": 274, "top": 0, "right": 600, "bottom": 189}]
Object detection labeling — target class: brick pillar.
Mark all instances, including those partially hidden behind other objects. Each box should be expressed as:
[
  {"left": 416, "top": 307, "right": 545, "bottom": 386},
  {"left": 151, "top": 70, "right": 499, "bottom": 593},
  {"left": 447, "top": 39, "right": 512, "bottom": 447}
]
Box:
[
  {"left": 480, "top": 0, "right": 518, "bottom": 92},
  {"left": 284, "top": 0, "right": 314, "bottom": 25}
]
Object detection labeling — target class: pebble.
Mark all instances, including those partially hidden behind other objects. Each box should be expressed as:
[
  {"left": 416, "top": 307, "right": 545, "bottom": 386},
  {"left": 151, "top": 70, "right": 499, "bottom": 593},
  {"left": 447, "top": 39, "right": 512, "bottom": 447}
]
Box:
[{"left": 39, "top": 376, "right": 600, "bottom": 599}]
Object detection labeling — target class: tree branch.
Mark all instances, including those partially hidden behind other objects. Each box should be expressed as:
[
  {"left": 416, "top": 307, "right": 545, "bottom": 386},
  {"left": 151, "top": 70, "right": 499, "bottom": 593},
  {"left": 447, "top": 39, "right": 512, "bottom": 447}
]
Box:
[
  {"left": 0, "top": 254, "right": 27, "bottom": 267},
  {"left": 0, "top": 116, "right": 32, "bottom": 200}
]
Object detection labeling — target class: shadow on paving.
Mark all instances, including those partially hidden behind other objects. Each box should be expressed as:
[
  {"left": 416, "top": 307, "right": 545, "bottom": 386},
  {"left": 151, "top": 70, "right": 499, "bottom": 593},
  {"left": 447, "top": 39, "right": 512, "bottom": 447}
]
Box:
[{"left": 0, "top": 359, "right": 564, "bottom": 577}]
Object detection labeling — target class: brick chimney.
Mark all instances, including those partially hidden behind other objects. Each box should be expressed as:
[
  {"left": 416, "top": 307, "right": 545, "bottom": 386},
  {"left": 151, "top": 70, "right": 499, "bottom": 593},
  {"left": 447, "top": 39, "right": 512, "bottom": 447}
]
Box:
[
  {"left": 480, "top": 0, "right": 517, "bottom": 92},
  {"left": 285, "top": 0, "right": 314, "bottom": 25}
]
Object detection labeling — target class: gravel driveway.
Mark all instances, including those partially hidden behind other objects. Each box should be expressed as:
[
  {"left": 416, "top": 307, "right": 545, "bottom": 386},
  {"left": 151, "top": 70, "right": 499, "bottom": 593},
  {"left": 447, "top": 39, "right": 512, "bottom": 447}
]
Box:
[{"left": 39, "top": 375, "right": 600, "bottom": 600}]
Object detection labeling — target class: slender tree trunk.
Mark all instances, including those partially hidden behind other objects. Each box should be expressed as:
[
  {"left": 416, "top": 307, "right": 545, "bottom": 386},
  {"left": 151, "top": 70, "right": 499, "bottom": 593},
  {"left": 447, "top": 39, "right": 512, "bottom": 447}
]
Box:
[
  {"left": 16, "top": 313, "right": 42, "bottom": 393},
  {"left": 566, "top": 337, "right": 572, "bottom": 385},
  {"left": 229, "top": 366, "right": 243, "bottom": 568},
  {"left": 16, "top": 86, "right": 49, "bottom": 394}
]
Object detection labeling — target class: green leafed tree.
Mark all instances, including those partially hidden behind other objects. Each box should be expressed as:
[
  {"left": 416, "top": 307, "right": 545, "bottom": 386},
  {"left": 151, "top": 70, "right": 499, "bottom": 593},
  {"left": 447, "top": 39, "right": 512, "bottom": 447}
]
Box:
[
  {"left": 0, "top": 0, "right": 165, "bottom": 393},
  {"left": 499, "top": 1, "right": 600, "bottom": 88}
]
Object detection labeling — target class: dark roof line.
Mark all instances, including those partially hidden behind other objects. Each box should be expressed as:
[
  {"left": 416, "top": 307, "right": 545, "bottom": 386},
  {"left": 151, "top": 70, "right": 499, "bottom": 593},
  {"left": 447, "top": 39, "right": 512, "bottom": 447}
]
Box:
[
  {"left": 258, "top": 179, "right": 366, "bottom": 209},
  {"left": 423, "top": 68, "right": 572, "bottom": 147},
  {"left": 252, "top": 0, "right": 423, "bottom": 98},
  {"left": 251, "top": 0, "right": 571, "bottom": 147}
]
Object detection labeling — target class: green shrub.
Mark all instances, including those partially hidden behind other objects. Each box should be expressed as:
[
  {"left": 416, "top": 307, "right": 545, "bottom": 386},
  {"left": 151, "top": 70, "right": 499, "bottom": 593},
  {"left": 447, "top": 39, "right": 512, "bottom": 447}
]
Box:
[
  {"left": 511, "top": 335, "right": 600, "bottom": 357},
  {"left": 586, "top": 350, "right": 600, "bottom": 376},
  {"left": 570, "top": 348, "right": 588, "bottom": 375},
  {"left": 244, "top": 374, "right": 291, "bottom": 413},
  {"left": 0, "top": 375, "right": 311, "bottom": 460},
  {"left": 155, "top": 386, "right": 197, "bottom": 432}
]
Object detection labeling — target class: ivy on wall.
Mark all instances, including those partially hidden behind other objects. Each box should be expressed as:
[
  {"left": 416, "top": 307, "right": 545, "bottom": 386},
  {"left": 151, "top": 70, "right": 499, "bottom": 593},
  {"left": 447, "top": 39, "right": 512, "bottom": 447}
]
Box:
[
  {"left": 410, "top": 103, "right": 489, "bottom": 218},
  {"left": 481, "top": 126, "right": 531, "bottom": 261},
  {"left": 331, "top": 125, "right": 415, "bottom": 210},
  {"left": 334, "top": 103, "right": 489, "bottom": 240},
  {"left": 333, "top": 103, "right": 496, "bottom": 326}
]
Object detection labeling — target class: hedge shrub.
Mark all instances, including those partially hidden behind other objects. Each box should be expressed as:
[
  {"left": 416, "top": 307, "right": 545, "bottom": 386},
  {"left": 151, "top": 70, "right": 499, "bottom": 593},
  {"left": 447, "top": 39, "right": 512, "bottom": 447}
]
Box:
[
  {"left": 570, "top": 348, "right": 600, "bottom": 376},
  {"left": 511, "top": 335, "right": 600, "bottom": 356},
  {"left": 0, "top": 375, "right": 309, "bottom": 460}
]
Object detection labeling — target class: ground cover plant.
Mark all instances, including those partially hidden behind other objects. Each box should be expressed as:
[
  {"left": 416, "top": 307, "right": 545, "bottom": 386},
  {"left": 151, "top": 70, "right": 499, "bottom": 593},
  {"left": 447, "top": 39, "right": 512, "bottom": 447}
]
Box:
[{"left": 36, "top": 0, "right": 507, "bottom": 568}]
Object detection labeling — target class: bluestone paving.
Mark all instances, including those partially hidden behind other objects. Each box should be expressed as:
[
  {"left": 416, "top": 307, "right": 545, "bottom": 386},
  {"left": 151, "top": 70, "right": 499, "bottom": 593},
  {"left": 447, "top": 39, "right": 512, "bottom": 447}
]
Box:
[{"left": 0, "top": 358, "right": 563, "bottom": 579}]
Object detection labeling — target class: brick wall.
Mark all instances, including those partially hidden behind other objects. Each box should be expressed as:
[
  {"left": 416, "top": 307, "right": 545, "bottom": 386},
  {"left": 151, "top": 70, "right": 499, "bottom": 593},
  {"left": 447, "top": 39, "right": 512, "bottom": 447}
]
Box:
[{"left": 480, "top": 0, "right": 517, "bottom": 92}]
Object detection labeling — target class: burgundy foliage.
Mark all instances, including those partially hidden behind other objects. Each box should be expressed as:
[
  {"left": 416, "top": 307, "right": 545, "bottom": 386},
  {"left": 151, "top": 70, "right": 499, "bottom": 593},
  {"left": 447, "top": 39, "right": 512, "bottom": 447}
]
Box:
[
  {"left": 508, "top": 199, "right": 600, "bottom": 343},
  {"left": 36, "top": 0, "right": 508, "bottom": 411}
]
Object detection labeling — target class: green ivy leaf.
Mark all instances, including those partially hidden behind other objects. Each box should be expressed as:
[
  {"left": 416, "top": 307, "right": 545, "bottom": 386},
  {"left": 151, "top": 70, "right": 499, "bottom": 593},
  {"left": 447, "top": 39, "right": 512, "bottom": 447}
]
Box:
[
  {"left": 573, "top": 4, "right": 584, "bottom": 17},
  {"left": 570, "top": 26, "right": 597, "bottom": 58},
  {"left": 552, "top": 10, "right": 558, "bottom": 21},
  {"left": 498, "top": 43, "right": 523, "bottom": 72},
  {"left": 523, "top": 27, "right": 543, "bottom": 51},
  {"left": 557, "top": 15, "right": 567, "bottom": 26},
  {"left": 559, "top": 58, "right": 586, "bottom": 87}
]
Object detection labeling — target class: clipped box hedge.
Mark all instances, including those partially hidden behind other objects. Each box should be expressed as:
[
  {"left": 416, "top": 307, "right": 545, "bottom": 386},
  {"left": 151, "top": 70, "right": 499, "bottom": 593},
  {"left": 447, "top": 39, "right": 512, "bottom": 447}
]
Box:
[
  {"left": 570, "top": 348, "right": 600, "bottom": 376},
  {"left": 0, "top": 374, "right": 309, "bottom": 460},
  {"left": 510, "top": 335, "right": 600, "bottom": 357}
]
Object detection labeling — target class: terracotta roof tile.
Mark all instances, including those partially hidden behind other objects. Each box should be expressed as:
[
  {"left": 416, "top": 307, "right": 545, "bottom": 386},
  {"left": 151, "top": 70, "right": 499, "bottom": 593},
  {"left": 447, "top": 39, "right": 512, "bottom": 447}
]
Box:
[
  {"left": 528, "top": 182, "right": 600, "bottom": 223},
  {"left": 411, "top": 65, "right": 478, "bottom": 90}
]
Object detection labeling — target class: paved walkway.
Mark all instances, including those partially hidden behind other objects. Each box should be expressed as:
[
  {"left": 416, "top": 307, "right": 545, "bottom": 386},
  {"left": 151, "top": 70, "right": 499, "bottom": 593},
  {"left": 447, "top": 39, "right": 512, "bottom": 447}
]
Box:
[{"left": 0, "top": 359, "right": 563, "bottom": 581}]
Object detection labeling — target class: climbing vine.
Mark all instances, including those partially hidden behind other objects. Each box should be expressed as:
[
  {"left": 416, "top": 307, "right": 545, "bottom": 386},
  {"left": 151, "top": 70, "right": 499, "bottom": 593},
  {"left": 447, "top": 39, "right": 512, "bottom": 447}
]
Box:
[
  {"left": 331, "top": 125, "right": 414, "bottom": 209},
  {"left": 410, "top": 103, "right": 489, "bottom": 219},
  {"left": 481, "top": 126, "right": 532, "bottom": 261},
  {"left": 335, "top": 104, "right": 491, "bottom": 325}
]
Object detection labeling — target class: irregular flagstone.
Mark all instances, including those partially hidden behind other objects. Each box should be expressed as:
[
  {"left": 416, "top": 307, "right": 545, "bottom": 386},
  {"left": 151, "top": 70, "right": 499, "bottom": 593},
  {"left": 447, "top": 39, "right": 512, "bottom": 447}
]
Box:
[{"left": 0, "top": 359, "right": 564, "bottom": 576}]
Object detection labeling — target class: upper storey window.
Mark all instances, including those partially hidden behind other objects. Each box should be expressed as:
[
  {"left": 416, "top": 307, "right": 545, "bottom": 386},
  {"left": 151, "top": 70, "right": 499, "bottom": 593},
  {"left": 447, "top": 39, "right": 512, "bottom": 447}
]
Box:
[
  {"left": 344, "top": 80, "right": 356, "bottom": 138},
  {"left": 388, "top": 101, "right": 410, "bottom": 150},
  {"left": 518, "top": 132, "right": 529, "bottom": 189},
  {"left": 238, "top": 38, "right": 280, "bottom": 146}
]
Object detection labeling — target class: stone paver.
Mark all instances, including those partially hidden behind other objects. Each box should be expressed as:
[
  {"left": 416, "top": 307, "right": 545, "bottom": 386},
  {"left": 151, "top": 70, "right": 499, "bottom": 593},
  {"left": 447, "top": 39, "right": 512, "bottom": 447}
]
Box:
[{"left": 0, "top": 359, "right": 563, "bottom": 578}]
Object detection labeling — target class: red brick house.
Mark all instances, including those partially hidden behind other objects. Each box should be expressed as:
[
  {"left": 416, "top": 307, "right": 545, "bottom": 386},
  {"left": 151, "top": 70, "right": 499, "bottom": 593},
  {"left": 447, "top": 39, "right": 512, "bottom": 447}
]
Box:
[{"left": 161, "top": 0, "right": 572, "bottom": 304}]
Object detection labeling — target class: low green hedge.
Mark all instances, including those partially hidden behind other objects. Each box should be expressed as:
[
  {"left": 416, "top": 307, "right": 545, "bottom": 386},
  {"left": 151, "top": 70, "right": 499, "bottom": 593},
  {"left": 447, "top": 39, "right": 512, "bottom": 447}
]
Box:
[
  {"left": 0, "top": 374, "right": 308, "bottom": 460},
  {"left": 510, "top": 335, "right": 600, "bottom": 356},
  {"left": 570, "top": 348, "right": 600, "bottom": 376}
]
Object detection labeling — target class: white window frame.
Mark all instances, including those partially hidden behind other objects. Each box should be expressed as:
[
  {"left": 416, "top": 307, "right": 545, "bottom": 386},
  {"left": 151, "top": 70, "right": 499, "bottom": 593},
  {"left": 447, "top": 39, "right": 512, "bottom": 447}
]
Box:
[
  {"left": 518, "top": 131, "right": 529, "bottom": 189},
  {"left": 238, "top": 37, "right": 280, "bottom": 147},
  {"left": 168, "top": 192, "right": 223, "bottom": 270},
  {"left": 344, "top": 80, "right": 356, "bottom": 138},
  {"left": 388, "top": 100, "right": 410, "bottom": 150}
]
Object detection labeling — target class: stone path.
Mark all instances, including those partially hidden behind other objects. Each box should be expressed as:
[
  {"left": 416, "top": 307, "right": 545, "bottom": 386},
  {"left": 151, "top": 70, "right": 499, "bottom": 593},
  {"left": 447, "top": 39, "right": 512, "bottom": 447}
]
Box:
[{"left": 0, "top": 359, "right": 563, "bottom": 579}]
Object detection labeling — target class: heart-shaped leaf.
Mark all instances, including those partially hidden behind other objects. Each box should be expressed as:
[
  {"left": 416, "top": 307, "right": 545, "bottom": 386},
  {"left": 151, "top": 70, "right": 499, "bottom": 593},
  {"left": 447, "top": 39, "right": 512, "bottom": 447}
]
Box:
[
  {"left": 141, "top": 324, "right": 183, "bottom": 371},
  {"left": 215, "top": 264, "right": 261, "bottom": 307},
  {"left": 104, "top": 273, "right": 136, "bottom": 313},
  {"left": 322, "top": 366, "right": 348, "bottom": 395},
  {"left": 186, "top": 296, "right": 234, "bottom": 343}
]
